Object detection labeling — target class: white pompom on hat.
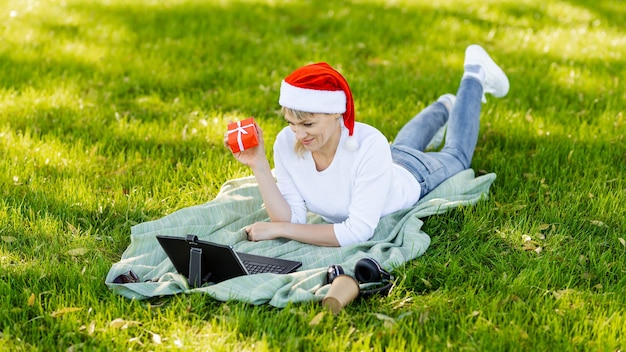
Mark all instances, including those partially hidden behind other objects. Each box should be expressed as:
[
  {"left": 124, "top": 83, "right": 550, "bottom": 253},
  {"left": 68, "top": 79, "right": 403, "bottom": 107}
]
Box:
[{"left": 279, "top": 62, "right": 358, "bottom": 151}]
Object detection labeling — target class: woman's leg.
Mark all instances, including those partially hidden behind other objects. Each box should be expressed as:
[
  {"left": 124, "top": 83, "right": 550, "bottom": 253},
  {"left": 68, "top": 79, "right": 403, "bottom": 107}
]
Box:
[
  {"left": 391, "top": 78, "right": 483, "bottom": 196},
  {"left": 440, "top": 44, "right": 509, "bottom": 168},
  {"left": 391, "top": 94, "right": 455, "bottom": 152},
  {"left": 439, "top": 77, "right": 483, "bottom": 168},
  {"left": 391, "top": 45, "right": 509, "bottom": 197}
]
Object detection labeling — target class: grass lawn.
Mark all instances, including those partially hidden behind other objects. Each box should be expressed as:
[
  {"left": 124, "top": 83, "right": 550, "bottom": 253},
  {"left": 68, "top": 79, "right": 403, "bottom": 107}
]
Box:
[{"left": 1, "top": 0, "right": 624, "bottom": 350}]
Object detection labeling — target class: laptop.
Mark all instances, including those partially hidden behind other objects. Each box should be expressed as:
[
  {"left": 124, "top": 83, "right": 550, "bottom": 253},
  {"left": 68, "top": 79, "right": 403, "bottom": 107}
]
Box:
[{"left": 156, "top": 234, "right": 302, "bottom": 287}]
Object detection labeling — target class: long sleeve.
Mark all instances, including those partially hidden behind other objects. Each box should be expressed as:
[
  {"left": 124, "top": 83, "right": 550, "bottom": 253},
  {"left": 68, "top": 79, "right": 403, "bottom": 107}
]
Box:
[{"left": 273, "top": 123, "right": 419, "bottom": 246}]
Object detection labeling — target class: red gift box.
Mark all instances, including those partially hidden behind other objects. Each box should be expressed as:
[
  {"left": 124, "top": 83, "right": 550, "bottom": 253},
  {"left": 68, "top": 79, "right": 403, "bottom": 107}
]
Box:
[{"left": 227, "top": 117, "right": 259, "bottom": 153}]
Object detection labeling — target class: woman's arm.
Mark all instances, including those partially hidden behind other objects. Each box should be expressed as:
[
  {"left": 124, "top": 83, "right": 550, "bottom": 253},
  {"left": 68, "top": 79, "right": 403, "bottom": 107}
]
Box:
[
  {"left": 245, "top": 222, "right": 340, "bottom": 247},
  {"left": 226, "top": 123, "right": 292, "bottom": 222},
  {"left": 248, "top": 158, "right": 292, "bottom": 222}
]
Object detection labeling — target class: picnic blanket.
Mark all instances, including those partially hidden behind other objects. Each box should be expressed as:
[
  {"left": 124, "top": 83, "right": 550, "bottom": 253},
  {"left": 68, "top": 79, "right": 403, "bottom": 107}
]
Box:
[{"left": 106, "top": 169, "right": 496, "bottom": 307}]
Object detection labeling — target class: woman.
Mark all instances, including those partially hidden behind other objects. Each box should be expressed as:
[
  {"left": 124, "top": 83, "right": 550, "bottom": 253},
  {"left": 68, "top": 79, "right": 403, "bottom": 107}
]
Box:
[{"left": 227, "top": 44, "right": 509, "bottom": 247}]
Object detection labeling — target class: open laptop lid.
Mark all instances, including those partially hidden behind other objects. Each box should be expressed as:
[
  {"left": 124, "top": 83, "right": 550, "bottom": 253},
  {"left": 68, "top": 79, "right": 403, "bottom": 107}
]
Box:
[{"left": 156, "top": 234, "right": 248, "bottom": 286}]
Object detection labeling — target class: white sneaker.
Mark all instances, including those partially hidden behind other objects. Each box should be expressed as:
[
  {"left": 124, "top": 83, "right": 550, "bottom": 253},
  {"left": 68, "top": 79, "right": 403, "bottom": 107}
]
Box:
[{"left": 464, "top": 44, "right": 509, "bottom": 101}]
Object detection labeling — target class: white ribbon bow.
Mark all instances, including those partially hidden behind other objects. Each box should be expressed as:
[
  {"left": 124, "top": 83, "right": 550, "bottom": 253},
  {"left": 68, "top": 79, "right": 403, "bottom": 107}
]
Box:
[{"left": 227, "top": 121, "right": 255, "bottom": 151}]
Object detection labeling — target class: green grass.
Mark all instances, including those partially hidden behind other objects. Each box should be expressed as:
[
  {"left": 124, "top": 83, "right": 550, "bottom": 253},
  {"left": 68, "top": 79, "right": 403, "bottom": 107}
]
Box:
[{"left": 1, "top": 0, "right": 624, "bottom": 350}]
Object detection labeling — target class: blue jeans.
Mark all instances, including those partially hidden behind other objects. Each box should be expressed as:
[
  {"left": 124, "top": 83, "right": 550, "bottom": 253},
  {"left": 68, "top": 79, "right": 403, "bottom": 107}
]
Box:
[{"left": 391, "top": 77, "right": 483, "bottom": 197}]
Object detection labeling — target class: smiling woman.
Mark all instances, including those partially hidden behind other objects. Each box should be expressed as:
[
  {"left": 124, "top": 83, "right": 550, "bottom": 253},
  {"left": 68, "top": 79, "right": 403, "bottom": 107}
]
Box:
[
  {"left": 0, "top": 0, "right": 625, "bottom": 350},
  {"left": 282, "top": 109, "right": 343, "bottom": 160},
  {"left": 228, "top": 48, "right": 510, "bottom": 247}
]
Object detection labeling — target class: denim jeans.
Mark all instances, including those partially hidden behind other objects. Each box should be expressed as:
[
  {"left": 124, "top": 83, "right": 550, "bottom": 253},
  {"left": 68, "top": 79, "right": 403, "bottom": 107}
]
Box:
[{"left": 391, "top": 77, "right": 483, "bottom": 197}]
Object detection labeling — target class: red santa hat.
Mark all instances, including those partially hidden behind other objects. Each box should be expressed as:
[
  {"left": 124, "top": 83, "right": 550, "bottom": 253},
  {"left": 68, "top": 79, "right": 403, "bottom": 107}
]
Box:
[{"left": 279, "top": 62, "right": 358, "bottom": 150}]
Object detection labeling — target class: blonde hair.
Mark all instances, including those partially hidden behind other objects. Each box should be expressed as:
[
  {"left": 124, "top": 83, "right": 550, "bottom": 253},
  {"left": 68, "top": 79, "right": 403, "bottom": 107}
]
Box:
[
  {"left": 281, "top": 107, "right": 343, "bottom": 157},
  {"left": 281, "top": 106, "right": 316, "bottom": 157}
]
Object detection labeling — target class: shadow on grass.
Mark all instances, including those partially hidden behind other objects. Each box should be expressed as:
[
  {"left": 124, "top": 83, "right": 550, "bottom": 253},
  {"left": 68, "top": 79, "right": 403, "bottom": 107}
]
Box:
[
  {"left": 0, "top": 0, "right": 622, "bottom": 132},
  {"left": 0, "top": 1, "right": 624, "bottom": 321},
  {"left": 562, "top": 0, "right": 626, "bottom": 28},
  {"left": 0, "top": 2, "right": 621, "bottom": 215}
]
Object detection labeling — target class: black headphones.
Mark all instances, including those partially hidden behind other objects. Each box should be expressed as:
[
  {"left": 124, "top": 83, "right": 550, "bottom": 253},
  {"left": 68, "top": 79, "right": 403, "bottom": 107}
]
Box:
[{"left": 326, "top": 257, "right": 394, "bottom": 298}]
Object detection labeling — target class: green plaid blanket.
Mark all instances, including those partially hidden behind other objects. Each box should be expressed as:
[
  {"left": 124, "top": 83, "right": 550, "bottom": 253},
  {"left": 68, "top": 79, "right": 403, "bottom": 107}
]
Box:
[{"left": 106, "top": 169, "right": 495, "bottom": 307}]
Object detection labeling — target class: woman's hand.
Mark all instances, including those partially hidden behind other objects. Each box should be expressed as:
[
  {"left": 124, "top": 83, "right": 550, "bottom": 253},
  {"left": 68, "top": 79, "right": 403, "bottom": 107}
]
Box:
[
  {"left": 224, "top": 122, "right": 269, "bottom": 171},
  {"left": 245, "top": 222, "right": 281, "bottom": 242}
]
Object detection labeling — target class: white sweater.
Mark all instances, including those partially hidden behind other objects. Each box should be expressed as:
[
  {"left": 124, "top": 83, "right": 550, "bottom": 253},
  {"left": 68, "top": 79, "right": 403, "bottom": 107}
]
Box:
[{"left": 273, "top": 122, "right": 421, "bottom": 246}]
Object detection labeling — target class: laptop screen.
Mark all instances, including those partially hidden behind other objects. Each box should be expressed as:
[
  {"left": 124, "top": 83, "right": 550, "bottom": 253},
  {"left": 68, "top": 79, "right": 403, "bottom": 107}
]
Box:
[{"left": 156, "top": 235, "right": 248, "bottom": 286}]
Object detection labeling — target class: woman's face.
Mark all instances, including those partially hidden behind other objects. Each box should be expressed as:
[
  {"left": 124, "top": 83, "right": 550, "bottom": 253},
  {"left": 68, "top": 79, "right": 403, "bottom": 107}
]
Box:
[{"left": 285, "top": 112, "right": 342, "bottom": 154}]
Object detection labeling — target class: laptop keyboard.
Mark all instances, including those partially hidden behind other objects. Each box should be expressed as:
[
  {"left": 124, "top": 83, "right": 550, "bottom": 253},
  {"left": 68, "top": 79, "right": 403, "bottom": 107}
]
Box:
[{"left": 242, "top": 261, "right": 286, "bottom": 274}]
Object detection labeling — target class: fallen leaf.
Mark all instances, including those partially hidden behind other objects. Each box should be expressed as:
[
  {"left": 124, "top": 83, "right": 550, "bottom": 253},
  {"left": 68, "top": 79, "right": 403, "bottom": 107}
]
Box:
[
  {"left": 618, "top": 238, "right": 625, "bottom": 248},
  {"left": 51, "top": 307, "right": 82, "bottom": 317},
  {"left": 582, "top": 272, "right": 595, "bottom": 280},
  {"left": 66, "top": 343, "right": 85, "bottom": 352},
  {"left": 67, "top": 222, "right": 79, "bottom": 235},
  {"left": 309, "top": 311, "right": 325, "bottom": 326},
  {"left": 392, "top": 297, "right": 413, "bottom": 310},
  {"left": 173, "top": 338, "right": 183, "bottom": 347},
  {"left": 67, "top": 248, "right": 88, "bottom": 256},
  {"left": 553, "top": 289, "right": 574, "bottom": 300},
  {"left": 510, "top": 204, "right": 527, "bottom": 212},
  {"left": 590, "top": 220, "right": 607, "bottom": 227},
  {"left": 525, "top": 109, "right": 533, "bottom": 123},
  {"left": 538, "top": 224, "right": 550, "bottom": 231},
  {"left": 534, "top": 246, "right": 543, "bottom": 254},
  {"left": 519, "top": 328, "right": 530, "bottom": 339},
  {"left": 419, "top": 310, "right": 429, "bottom": 324},
  {"left": 128, "top": 337, "right": 144, "bottom": 346},
  {"left": 1, "top": 236, "right": 17, "bottom": 243},
  {"left": 27, "top": 293, "right": 36, "bottom": 307},
  {"left": 87, "top": 321, "right": 96, "bottom": 335},
  {"left": 494, "top": 202, "right": 527, "bottom": 213},
  {"left": 151, "top": 332, "right": 162, "bottom": 344},
  {"left": 397, "top": 311, "right": 414, "bottom": 320},
  {"left": 371, "top": 313, "right": 396, "bottom": 324},
  {"left": 109, "top": 318, "right": 142, "bottom": 329}
]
